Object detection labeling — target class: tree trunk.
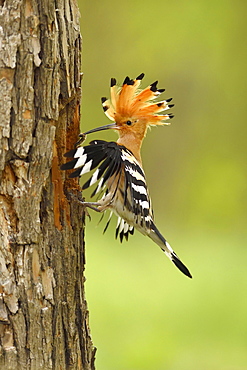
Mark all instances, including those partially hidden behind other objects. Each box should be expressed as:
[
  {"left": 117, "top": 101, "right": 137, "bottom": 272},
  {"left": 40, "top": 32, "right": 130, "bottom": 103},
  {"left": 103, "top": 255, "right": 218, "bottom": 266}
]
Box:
[{"left": 0, "top": 0, "right": 96, "bottom": 369}]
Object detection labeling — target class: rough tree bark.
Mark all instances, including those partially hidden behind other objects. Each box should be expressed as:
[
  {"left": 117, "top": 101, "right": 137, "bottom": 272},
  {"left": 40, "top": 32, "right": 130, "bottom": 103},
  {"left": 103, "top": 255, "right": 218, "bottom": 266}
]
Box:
[{"left": 0, "top": 0, "right": 96, "bottom": 369}]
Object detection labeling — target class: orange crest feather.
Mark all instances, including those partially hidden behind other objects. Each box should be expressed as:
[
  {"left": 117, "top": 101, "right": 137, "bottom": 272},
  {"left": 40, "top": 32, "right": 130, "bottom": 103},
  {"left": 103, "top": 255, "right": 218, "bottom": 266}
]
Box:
[{"left": 101, "top": 73, "right": 174, "bottom": 126}]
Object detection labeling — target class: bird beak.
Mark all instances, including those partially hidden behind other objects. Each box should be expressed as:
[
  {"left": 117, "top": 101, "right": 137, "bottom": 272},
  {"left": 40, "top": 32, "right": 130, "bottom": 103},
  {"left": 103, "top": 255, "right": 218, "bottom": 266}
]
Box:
[{"left": 83, "top": 123, "right": 118, "bottom": 135}]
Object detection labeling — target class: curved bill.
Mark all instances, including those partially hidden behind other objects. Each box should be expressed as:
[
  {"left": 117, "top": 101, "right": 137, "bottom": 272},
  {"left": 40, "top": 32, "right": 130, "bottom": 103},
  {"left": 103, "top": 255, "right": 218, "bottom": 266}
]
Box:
[{"left": 82, "top": 123, "right": 118, "bottom": 136}]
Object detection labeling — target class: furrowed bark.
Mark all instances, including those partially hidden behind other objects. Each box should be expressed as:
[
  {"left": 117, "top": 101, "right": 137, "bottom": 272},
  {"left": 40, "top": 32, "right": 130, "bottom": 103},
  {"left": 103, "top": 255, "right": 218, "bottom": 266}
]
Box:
[{"left": 0, "top": 0, "right": 96, "bottom": 368}]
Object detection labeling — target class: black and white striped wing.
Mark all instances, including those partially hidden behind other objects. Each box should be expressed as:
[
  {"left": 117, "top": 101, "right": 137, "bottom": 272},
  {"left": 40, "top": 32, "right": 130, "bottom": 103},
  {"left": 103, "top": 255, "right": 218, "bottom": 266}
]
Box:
[
  {"left": 61, "top": 140, "right": 120, "bottom": 194},
  {"left": 61, "top": 140, "right": 153, "bottom": 241}
]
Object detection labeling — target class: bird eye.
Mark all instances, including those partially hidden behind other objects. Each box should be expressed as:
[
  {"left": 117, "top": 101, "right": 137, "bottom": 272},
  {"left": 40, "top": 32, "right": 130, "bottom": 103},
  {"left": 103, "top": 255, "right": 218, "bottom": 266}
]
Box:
[{"left": 126, "top": 120, "right": 132, "bottom": 126}]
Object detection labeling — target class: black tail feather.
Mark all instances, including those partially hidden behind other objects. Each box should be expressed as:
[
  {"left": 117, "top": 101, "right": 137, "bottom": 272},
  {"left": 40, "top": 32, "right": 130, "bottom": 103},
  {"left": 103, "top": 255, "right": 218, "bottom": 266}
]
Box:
[
  {"left": 150, "top": 223, "right": 192, "bottom": 278},
  {"left": 172, "top": 253, "right": 192, "bottom": 278}
]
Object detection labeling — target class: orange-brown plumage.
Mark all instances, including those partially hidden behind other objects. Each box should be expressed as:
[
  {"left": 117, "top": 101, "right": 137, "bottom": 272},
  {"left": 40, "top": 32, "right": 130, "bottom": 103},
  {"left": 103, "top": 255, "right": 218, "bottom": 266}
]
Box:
[{"left": 101, "top": 73, "right": 174, "bottom": 162}]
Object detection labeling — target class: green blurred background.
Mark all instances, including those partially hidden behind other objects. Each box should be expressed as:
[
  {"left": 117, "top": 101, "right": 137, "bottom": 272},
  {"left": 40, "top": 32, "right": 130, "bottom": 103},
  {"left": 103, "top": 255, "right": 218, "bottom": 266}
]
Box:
[{"left": 78, "top": 1, "right": 247, "bottom": 369}]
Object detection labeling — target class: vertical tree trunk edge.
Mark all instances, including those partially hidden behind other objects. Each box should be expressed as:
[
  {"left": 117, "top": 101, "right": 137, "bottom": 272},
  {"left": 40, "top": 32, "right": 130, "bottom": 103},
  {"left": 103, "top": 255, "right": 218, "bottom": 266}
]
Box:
[{"left": 0, "top": 0, "right": 96, "bottom": 369}]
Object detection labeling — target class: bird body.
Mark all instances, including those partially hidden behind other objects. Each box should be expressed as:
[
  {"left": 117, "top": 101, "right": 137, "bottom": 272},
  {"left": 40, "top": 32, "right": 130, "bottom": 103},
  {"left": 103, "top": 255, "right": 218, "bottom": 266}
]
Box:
[{"left": 61, "top": 74, "right": 192, "bottom": 278}]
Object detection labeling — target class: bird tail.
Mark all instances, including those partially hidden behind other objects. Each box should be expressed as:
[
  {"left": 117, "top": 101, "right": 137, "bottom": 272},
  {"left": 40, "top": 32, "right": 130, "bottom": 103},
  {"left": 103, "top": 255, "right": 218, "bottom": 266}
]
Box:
[{"left": 149, "top": 224, "right": 192, "bottom": 278}]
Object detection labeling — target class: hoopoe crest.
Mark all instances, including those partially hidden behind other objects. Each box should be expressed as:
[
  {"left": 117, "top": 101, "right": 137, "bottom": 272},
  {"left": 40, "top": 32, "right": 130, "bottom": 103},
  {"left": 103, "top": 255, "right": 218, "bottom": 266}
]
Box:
[{"left": 61, "top": 73, "right": 192, "bottom": 278}]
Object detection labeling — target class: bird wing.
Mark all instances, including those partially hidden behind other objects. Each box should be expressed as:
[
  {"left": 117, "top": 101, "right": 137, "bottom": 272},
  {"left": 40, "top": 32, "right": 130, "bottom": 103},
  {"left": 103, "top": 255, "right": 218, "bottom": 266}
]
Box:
[{"left": 61, "top": 140, "right": 153, "bottom": 241}]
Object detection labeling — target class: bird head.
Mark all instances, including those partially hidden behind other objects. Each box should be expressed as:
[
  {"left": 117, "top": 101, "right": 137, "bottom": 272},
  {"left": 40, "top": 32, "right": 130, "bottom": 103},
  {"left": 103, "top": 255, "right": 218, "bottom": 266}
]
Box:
[{"left": 83, "top": 73, "right": 174, "bottom": 160}]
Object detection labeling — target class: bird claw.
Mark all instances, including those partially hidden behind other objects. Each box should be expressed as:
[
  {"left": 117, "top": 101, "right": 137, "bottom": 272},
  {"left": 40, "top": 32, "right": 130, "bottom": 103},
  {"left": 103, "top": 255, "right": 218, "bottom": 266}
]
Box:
[
  {"left": 67, "top": 193, "right": 93, "bottom": 219},
  {"left": 84, "top": 208, "right": 91, "bottom": 221}
]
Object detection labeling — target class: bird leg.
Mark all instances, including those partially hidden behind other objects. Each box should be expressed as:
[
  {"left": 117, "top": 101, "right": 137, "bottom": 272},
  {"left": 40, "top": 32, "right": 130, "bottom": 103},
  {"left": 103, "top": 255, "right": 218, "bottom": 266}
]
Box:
[{"left": 78, "top": 201, "right": 102, "bottom": 213}]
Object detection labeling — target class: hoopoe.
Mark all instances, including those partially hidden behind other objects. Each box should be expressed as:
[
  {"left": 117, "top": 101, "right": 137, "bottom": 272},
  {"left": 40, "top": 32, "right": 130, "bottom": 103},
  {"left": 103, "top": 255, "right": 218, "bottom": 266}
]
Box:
[{"left": 61, "top": 73, "right": 192, "bottom": 278}]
